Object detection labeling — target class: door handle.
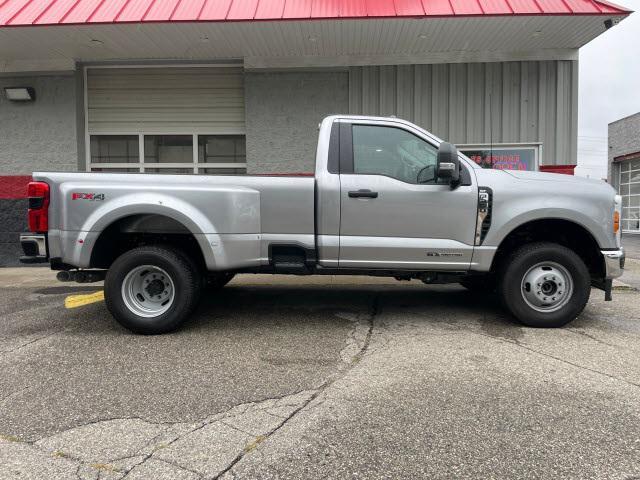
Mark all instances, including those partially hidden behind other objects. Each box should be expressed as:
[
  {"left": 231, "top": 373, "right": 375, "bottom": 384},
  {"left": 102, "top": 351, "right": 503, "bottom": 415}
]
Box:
[{"left": 348, "top": 189, "right": 378, "bottom": 199}]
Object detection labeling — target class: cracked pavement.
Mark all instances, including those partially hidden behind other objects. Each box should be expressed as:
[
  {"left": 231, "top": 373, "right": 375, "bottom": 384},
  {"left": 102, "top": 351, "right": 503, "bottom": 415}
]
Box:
[{"left": 1, "top": 269, "right": 640, "bottom": 479}]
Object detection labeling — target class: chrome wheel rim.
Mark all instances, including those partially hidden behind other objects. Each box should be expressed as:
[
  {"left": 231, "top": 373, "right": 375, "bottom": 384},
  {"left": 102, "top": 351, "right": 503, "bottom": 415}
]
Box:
[
  {"left": 122, "top": 265, "right": 175, "bottom": 318},
  {"left": 520, "top": 262, "right": 573, "bottom": 313}
]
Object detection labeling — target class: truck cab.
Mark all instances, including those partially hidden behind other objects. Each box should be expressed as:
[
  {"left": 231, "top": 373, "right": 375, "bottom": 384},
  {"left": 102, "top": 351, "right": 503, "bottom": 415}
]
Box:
[{"left": 316, "top": 116, "right": 478, "bottom": 271}]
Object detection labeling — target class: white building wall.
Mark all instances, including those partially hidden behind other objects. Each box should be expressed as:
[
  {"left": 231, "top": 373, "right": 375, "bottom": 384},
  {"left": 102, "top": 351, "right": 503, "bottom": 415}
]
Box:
[
  {"left": 0, "top": 74, "right": 78, "bottom": 174},
  {"left": 244, "top": 71, "right": 349, "bottom": 174},
  {"left": 348, "top": 60, "right": 579, "bottom": 165},
  {"left": 0, "top": 61, "right": 579, "bottom": 176},
  {"left": 608, "top": 112, "right": 640, "bottom": 185}
]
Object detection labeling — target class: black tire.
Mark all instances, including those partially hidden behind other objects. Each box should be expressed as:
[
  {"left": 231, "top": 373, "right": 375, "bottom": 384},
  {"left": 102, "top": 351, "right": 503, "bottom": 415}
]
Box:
[
  {"left": 206, "top": 272, "right": 235, "bottom": 290},
  {"left": 105, "top": 245, "right": 202, "bottom": 334},
  {"left": 459, "top": 275, "right": 497, "bottom": 294},
  {"left": 498, "top": 242, "right": 590, "bottom": 328}
]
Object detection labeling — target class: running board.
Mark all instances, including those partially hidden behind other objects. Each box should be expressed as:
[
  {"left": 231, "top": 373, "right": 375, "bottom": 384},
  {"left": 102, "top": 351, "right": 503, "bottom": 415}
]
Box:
[{"left": 271, "top": 262, "right": 310, "bottom": 274}]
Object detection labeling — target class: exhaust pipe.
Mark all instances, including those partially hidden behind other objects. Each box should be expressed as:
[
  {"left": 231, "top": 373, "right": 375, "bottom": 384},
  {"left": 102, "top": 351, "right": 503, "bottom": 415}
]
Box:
[
  {"left": 56, "top": 271, "right": 73, "bottom": 282},
  {"left": 57, "top": 270, "right": 106, "bottom": 283}
]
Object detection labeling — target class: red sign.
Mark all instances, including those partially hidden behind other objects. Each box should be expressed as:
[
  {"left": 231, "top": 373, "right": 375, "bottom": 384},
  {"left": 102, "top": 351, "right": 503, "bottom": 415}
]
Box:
[{"left": 463, "top": 148, "right": 535, "bottom": 171}]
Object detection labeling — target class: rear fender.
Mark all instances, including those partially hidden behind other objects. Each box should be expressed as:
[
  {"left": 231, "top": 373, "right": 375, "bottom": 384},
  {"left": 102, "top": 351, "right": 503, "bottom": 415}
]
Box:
[{"left": 62, "top": 190, "right": 260, "bottom": 270}]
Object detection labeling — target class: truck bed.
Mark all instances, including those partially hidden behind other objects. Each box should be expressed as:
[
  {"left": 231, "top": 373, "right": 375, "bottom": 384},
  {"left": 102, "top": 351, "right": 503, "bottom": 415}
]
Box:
[{"left": 34, "top": 171, "right": 315, "bottom": 270}]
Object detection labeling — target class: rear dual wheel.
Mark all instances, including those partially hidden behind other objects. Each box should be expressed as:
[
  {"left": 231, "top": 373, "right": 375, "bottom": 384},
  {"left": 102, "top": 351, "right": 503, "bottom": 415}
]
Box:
[
  {"left": 498, "top": 242, "right": 591, "bottom": 328},
  {"left": 105, "top": 245, "right": 202, "bottom": 335}
]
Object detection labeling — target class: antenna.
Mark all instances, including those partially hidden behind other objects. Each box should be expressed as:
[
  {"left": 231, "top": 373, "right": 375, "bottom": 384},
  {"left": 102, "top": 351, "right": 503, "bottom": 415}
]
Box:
[{"left": 489, "top": 93, "right": 493, "bottom": 168}]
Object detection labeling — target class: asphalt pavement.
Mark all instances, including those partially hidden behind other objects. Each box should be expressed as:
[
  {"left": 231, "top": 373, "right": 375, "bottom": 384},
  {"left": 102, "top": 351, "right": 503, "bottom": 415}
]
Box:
[
  {"left": 621, "top": 233, "right": 640, "bottom": 290},
  {"left": 1, "top": 268, "right": 639, "bottom": 479},
  {"left": 622, "top": 233, "right": 640, "bottom": 260}
]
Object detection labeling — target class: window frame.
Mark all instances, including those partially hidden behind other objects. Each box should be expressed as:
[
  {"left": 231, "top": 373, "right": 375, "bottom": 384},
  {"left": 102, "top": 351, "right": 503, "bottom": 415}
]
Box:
[
  {"left": 87, "top": 132, "right": 247, "bottom": 174},
  {"left": 618, "top": 159, "right": 640, "bottom": 233},
  {"left": 339, "top": 120, "right": 472, "bottom": 186},
  {"left": 89, "top": 134, "right": 140, "bottom": 166}
]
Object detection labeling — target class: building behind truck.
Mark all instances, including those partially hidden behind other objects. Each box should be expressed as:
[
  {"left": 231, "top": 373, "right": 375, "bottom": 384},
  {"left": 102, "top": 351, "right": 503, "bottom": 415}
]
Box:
[
  {"left": 608, "top": 112, "right": 640, "bottom": 234},
  {"left": 0, "top": 0, "right": 632, "bottom": 265}
]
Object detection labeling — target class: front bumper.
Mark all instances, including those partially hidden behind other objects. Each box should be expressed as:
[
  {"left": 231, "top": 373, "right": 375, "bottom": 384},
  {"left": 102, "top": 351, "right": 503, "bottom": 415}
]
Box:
[
  {"left": 602, "top": 248, "right": 625, "bottom": 279},
  {"left": 19, "top": 233, "right": 48, "bottom": 264}
]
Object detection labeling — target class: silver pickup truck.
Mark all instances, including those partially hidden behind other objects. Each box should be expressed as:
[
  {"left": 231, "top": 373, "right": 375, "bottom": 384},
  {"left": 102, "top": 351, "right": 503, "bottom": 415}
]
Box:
[{"left": 20, "top": 115, "right": 625, "bottom": 334}]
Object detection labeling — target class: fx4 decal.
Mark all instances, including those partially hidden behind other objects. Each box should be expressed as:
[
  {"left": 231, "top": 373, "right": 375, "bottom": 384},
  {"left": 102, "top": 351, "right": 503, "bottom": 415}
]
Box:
[{"left": 72, "top": 193, "right": 105, "bottom": 201}]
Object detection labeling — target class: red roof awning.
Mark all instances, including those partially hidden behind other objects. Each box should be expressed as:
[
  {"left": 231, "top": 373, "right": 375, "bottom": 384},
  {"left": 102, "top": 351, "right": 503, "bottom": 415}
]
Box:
[{"left": 0, "top": 0, "right": 630, "bottom": 27}]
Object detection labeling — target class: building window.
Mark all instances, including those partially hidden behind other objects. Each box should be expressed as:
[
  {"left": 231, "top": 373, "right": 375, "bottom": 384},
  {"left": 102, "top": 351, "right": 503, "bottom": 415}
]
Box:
[
  {"left": 88, "top": 134, "right": 247, "bottom": 174},
  {"left": 619, "top": 158, "right": 640, "bottom": 233},
  {"left": 198, "top": 135, "right": 246, "bottom": 174},
  {"left": 144, "top": 135, "right": 193, "bottom": 174},
  {"left": 458, "top": 145, "right": 540, "bottom": 171},
  {"left": 90, "top": 135, "right": 139, "bottom": 166}
]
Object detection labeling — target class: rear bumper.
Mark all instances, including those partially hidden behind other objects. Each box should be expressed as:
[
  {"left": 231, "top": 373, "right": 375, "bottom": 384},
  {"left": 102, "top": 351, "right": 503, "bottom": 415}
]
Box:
[
  {"left": 19, "top": 233, "right": 48, "bottom": 264},
  {"left": 602, "top": 248, "right": 625, "bottom": 279}
]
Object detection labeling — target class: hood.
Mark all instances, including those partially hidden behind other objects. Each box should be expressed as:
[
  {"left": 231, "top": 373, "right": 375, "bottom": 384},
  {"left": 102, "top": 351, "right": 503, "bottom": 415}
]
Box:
[
  {"left": 473, "top": 167, "right": 617, "bottom": 202},
  {"left": 501, "top": 170, "right": 606, "bottom": 186}
]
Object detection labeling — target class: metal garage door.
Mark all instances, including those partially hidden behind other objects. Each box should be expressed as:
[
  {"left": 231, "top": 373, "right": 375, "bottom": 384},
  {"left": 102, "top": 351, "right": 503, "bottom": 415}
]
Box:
[{"left": 86, "top": 66, "right": 246, "bottom": 174}]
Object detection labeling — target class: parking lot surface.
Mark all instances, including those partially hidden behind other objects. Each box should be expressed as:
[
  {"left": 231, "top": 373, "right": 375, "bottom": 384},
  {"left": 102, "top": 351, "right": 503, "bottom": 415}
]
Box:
[
  {"left": 621, "top": 234, "right": 640, "bottom": 290},
  {"left": 1, "top": 266, "right": 640, "bottom": 479}
]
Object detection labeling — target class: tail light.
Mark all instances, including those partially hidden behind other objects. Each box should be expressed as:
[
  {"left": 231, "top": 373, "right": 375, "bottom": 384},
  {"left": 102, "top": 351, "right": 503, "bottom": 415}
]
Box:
[{"left": 27, "top": 181, "right": 50, "bottom": 233}]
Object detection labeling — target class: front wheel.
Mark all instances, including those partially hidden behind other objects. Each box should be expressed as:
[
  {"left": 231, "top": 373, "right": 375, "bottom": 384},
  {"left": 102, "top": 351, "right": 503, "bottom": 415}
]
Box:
[
  {"left": 105, "top": 245, "right": 202, "bottom": 334},
  {"left": 498, "top": 242, "right": 590, "bottom": 328}
]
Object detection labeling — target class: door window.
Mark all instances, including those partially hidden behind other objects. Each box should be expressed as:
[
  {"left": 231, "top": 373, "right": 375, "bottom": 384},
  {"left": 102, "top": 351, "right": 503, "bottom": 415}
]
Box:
[{"left": 352, "top": 125, "right": 439, "bottom": 184}]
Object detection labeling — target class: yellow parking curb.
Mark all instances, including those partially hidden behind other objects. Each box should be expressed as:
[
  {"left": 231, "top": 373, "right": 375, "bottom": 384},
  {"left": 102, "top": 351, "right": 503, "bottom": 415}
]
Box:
[{"left": 65, "top": 291, "right": 105, "bottom": 309}]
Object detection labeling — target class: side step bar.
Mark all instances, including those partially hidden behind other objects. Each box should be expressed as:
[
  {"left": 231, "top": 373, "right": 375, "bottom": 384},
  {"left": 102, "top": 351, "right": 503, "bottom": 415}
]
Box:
[{"left": 271, "top": 262, "right": 310, "bottom": 274}]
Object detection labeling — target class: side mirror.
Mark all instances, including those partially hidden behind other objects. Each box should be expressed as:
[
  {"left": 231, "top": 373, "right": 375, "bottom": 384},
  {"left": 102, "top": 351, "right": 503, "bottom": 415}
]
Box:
[{"left": 436, "top": 142, "right": 460, "bottom": 187}]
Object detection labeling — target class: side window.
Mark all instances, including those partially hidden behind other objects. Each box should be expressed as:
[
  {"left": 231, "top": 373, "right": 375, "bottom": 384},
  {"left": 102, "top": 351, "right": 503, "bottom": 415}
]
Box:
[{"left": 352, "top": 125, "right": 439, "bottom": 184}]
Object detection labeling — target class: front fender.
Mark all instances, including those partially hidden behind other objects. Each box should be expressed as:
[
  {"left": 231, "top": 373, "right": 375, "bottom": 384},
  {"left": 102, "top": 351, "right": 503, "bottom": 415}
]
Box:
[{"left": 486, "top": 207, "right": 610, "bottom": 249}]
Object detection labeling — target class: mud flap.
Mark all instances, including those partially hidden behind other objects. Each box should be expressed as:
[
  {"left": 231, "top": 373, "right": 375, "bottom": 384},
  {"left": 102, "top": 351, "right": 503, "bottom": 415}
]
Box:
[
  {"left": 591, "top": 278, "right": 613, "bottom": 301},
  {"left": 604, "top": 279, "right": 613, "bottom": 301}
]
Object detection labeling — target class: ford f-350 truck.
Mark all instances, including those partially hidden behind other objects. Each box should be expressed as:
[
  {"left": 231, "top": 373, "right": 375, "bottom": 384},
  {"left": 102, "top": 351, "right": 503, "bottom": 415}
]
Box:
[{"left": 20, "top": 115, "right": 625, "bottom": 334}]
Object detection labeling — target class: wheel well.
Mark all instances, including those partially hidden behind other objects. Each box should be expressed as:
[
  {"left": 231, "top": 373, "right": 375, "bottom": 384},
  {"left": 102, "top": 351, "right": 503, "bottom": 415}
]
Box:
[
  {"left": 491, "top": 219, "right": 604, "bottom": 278},
  {"left": 90, "top": 214, "right": 206, "bottom": 271}
]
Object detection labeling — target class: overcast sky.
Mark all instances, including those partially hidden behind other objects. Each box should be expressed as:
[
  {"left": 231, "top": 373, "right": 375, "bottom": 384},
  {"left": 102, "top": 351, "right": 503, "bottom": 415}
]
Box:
[{"left": 575, "top": 0, "right": 639, "bottom": 179}]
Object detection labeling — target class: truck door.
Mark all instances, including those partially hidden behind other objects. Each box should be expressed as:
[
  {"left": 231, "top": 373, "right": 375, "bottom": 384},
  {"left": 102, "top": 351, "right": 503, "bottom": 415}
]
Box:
[{"left": 338, "top": 120, "right": 478, "bottom": 270}]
